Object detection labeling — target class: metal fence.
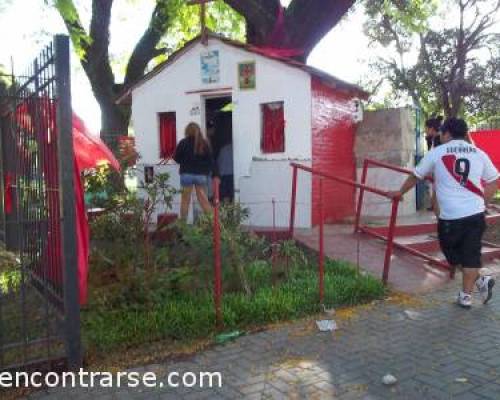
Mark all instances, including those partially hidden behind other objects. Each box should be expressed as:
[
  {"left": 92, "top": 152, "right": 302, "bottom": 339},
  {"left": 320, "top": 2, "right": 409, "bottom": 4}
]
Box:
[{"left": 0, "top": 35, "right": 81, "bottom": 372}]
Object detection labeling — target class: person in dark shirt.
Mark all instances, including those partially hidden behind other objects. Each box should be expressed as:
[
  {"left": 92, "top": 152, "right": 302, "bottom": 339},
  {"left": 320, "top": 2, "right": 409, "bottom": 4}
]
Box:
[
  {"left": 424, "top": 116, "right": 443, "bottom": 212},
  {"left": 173, "top": 122, "right": 219, "bottom": 220},
  {"left": 425, "top": 115, "right": 443, "bottom": 150}
]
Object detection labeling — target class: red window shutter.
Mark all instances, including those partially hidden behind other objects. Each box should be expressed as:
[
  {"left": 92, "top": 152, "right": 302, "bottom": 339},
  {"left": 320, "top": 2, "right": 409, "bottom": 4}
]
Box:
[
  {"left": 261, "top": 102, "right": 285, "bottom": 153},
  {"left": 159, "top": 112, "right": 177, "bottom": 159}
]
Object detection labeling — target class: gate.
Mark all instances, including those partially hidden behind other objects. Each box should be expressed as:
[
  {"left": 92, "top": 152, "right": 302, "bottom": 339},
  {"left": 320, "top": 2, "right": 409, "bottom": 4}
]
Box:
[{"left": 0, "top": 35, "right": 81, "bottom": 372}]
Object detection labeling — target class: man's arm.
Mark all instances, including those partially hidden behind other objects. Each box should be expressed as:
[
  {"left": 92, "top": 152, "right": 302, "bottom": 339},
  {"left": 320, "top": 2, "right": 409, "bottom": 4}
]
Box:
[
  {"left": 387, "top": 175, "right": 418, "bottom": 199},
  {"left": 484, "top": 179, "right": 499, "bottom": 206}
]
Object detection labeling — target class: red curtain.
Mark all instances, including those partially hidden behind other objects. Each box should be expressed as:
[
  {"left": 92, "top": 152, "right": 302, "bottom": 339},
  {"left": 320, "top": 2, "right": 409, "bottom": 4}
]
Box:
[
  {"left": 261, "top": 103, "right": 285, "bottom": 153},
  {"left": 159, "top": 112, "right": 177, "bottom": 159}
]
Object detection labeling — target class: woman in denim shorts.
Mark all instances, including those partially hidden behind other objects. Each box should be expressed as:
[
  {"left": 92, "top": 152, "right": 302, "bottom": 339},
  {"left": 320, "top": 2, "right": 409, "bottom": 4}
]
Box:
[{"left": 173, "top": 122, "right": 219, "bottom": 219}]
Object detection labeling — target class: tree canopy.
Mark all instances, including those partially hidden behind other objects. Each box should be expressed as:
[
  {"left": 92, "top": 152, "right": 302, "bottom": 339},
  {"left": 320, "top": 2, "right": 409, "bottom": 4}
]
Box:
[
  {"left": 365, "top": 0, "right": 500, "bottom": 125},
  {"left": 49, "top": 0, "right": 356, "bottom": 152}
]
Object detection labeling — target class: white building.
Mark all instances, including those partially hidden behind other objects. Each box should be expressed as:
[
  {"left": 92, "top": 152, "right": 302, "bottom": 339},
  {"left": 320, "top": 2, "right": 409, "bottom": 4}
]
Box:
[{"left": 118, "top": 34, "right": 369, "bottom": 228}]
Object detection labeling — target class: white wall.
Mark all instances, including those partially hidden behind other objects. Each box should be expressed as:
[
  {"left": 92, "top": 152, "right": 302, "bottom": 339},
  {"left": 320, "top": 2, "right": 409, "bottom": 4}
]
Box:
[
  {"left": 355, "top": 108, "right": 417, "bottom": 218},
  {"left": 239, "top": 160, "right": 312, "bottom": 228},
  {"left": 131, "top": 38, "right": 312, "bottom": 227}
]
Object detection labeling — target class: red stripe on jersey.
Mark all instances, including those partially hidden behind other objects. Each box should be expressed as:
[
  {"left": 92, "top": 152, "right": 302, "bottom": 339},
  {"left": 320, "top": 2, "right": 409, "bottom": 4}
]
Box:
[{"left": 442, "top": 154, "right": 484, "bottom": 198}]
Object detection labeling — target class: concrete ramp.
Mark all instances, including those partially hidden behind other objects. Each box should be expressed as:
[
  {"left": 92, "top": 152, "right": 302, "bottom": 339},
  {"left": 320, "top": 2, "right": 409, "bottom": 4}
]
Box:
[{"left": 294, "top": 211, "right": 500, "bottom": 294}]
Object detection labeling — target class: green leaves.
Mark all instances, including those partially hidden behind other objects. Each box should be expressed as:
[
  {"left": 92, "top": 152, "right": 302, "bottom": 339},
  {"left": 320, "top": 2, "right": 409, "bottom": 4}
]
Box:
[
  {"left": 154, "top": 0, "right": 244, "bottom": 64},
  {"left": 364, "top": 0, "right": 499, "bottom": 120},
  {"left": 50, "top": 0, "right": 92, "bottom": 60}
]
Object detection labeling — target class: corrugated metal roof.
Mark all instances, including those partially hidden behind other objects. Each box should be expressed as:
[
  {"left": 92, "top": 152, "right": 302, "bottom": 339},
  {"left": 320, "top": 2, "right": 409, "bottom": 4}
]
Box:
[{"left": 116, "top": 33, "right": 368, "bottom": 104}]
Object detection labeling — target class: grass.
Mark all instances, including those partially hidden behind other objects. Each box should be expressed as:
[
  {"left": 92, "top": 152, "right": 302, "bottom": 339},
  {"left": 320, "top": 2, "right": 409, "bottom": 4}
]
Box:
[{"left": 82, "top": 260, "right": 385, "bottom": 356}]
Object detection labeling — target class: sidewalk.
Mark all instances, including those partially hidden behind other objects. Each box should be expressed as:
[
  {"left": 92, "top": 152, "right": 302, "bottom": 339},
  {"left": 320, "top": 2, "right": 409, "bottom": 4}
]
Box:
[{"left": 28, "top": 264, "right": 500, "bottom": 400}]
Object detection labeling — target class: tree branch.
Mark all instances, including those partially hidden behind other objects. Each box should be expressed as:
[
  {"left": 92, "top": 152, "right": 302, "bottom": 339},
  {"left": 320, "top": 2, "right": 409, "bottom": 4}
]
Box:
[
  {"left": 285, "top": 0, "right": 355, "bottom": 57},
  {"left": 125, "top": 0, "right": 171, "bottom": 86},
  {"left": 84, "top": 1, "right": 116, "bottom": 101},
  {"left": 223, "top": 0, "right": 280, "bottom": 28},
  {"left": 224, "top": 0, "right": 280, "bottom": 46}
]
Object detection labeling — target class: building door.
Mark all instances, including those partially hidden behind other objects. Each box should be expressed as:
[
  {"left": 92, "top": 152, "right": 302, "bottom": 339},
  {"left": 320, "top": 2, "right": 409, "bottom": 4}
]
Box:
[{"left": 205, "top": 96, "right": 234, "bottom": 202}]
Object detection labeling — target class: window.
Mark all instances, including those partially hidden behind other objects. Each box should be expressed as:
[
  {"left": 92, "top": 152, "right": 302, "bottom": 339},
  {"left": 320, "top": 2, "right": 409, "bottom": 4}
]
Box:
[
  {"left": 261, "top": 102, "right": 285, "bottom": 153},
  {"left": 158, "top": 112, "right": 176, "bottom": 159}
]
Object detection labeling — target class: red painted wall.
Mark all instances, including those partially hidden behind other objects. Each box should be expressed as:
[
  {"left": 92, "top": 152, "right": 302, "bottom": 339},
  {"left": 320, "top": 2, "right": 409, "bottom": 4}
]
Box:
[{"left": 311, "top": 78, "right": 357, "bottom": 225}]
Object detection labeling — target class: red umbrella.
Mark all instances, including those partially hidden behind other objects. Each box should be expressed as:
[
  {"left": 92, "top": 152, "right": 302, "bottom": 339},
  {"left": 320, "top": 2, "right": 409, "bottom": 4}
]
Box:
[{"left": 72, "top": 113, "right": 120, "bottom": 173}]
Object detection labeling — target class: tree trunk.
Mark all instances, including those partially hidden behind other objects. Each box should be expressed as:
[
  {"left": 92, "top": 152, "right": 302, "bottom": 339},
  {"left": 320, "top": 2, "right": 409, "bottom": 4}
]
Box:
[{"left": 98, "top": 98, "right": 130, "bottom": 154}]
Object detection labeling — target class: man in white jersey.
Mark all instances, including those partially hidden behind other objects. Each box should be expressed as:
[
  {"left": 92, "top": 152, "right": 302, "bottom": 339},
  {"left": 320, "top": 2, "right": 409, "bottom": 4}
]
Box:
[{"left": 390, "top": 118, "right": 499, "bottom": 308}]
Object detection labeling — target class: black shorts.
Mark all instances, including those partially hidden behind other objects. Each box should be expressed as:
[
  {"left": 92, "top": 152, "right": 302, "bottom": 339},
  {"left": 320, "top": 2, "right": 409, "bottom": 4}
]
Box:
[{"left": 437, "top": 213, "right": 486, "bottom": 268}]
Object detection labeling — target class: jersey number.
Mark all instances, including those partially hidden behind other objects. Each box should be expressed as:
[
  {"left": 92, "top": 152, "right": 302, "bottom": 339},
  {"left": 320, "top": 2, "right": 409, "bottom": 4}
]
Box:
[{"left": 454, "top": 158, "right": 470, "bottom": 186}]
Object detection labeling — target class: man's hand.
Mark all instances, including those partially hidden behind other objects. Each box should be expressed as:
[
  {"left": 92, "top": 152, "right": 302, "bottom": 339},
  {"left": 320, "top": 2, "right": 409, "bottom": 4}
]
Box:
[{"left": 386, "top": 175, "right": 418, "bottom": 201}]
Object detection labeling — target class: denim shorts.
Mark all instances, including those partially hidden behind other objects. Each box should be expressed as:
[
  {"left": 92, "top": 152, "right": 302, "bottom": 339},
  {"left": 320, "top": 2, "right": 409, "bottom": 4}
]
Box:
[{"left": 180, "top": 173, "right": 209, "bottom": 188}]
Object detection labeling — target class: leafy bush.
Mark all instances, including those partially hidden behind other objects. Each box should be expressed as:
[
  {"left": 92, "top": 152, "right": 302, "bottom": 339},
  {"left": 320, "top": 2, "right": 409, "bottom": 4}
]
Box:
[
  {"left": 89, "top": 171, "right": 177, "bottom": 275},
  {"left": 0, "top": 242, "right": 20, "bottom": 294}
]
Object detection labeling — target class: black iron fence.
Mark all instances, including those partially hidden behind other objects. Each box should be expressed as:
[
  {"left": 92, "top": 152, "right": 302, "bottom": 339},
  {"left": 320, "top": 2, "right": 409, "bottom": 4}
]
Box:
[{"left": 0, "top": 35, "right": 81, "bottom": 372}]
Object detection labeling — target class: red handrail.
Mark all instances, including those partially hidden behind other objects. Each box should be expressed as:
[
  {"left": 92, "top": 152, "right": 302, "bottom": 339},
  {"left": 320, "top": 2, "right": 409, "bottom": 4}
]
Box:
[
  {"left": 289, "top": 161, "right": 402, "bottom": 286},
  {"left": 212, "top": 179, "right": 222, "bottom": 328},
  {"left": 290, "top": 162, "right": 394, "bottom": 199},
  {"left": 290, "top": 159, "right": 457, "bottom": 285}
]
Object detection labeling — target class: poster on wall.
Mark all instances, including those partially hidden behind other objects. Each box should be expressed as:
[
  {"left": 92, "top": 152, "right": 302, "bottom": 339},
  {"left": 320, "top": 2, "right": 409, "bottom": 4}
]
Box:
[
  {"left": 200, "top": 50, "right": 220, "bottom": 84},
  {"left": 238, "top": 61, "right": 256, "bottom": 90}
]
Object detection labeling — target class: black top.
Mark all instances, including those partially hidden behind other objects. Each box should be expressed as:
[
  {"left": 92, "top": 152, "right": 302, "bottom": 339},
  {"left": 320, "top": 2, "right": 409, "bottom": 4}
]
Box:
[
  {"left": 426, "top": 135, "right": 441, "bottom": 150},
  {"left": 173, "top": 137, "right": 219, "bottom": 177}
]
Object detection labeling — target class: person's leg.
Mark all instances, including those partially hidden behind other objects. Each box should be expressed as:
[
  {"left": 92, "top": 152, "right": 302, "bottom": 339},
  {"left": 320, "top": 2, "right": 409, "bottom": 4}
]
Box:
[
  {"left": 195, "top": 184, "right": 212, "bottom": 213},
  {"left": 463, "top": 268, "right": 480, "bottom": 294},
  {"left": 180, "top": 186, "right": 193, "bottom": 220},
  {"left": 220, "top": 175, "right": 232, "bottom": 202},
  {"left": 463, "top": 213, "right": 495, "bottom": 304},
  {"left": 438, "top": 218, "right": 471, "bottom": 306}
]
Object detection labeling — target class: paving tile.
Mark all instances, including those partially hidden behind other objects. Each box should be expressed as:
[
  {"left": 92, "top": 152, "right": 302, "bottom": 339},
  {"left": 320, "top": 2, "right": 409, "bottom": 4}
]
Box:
[{"left": 24, "top": 269, "right": 500, "bottom": 399}]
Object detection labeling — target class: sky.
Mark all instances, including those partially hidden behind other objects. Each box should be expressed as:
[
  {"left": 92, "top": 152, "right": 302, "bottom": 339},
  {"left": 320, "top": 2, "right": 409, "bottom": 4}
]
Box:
[{"left": 0, "top": 1, "right": 385, "bottom": 133}]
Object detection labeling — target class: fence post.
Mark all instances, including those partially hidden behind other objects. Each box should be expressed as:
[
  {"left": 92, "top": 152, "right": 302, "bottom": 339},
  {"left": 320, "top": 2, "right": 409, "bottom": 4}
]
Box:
[
  {"left": 354, "top": 159, "right": 368, "bottom": 233},
  {"left": 289, "top": 164, "right": 298, "bottom": 238},
  {"left": 382, "top": 196, "right": 400, "bottom": 284},
  {"left": 212, "top": 178, "right": 222, "bottom": 328},
  {"left": 54, "top": 34, "right": 81, "bottom": 370},
  {"left": 319, "top": 178, "right": 324, "bottom": 304}
]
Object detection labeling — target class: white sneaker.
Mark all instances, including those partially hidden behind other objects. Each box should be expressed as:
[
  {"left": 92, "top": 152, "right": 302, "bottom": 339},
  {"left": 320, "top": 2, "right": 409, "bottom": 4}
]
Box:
[
  {"left": 457, "top": 291, "right": 472, "bottom": 308},
  {"left": 476, "top": 276, "right": 495, "bottom": 304}
]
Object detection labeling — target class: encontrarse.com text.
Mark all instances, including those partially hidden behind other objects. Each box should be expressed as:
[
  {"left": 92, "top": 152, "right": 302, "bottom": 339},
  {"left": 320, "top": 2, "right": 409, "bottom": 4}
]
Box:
[{"left": 0, "top": 369, "right": 222, "bottom": 389}]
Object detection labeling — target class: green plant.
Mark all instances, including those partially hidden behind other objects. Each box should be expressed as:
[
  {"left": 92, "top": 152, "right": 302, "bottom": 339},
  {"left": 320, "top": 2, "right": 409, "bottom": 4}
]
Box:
[
  {"left": 89, "top": 171, "right": 177, "bottom": 286},
  {"left": 170, "top": 203, "right": 269, "bottom": 295},
  {"left": 0, "top": 242, "right": 20, "bottom": 294}
]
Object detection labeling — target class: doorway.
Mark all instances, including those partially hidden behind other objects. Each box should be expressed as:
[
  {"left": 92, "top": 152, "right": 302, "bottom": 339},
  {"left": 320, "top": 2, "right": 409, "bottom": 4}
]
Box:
[{"left": 205, "top": 96, "right": 234, "bottom": 201}]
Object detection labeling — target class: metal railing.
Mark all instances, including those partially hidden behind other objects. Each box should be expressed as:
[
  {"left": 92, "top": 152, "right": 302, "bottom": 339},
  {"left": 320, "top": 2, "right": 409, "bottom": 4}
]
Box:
[
  {"left": 0, "top": 35, "right": 81, "bottom": 372},
  {"left": 289, "top": 159, "right": 454, "bottom": 294}
]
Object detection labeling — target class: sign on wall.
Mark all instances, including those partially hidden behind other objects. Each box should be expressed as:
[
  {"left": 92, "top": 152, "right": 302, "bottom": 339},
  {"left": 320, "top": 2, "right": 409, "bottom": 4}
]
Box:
[
  {"left": 238, "top": 61, "right": 256, "bottom": 90},
  {"left": 200, "top": 50, "right": 220, "bottom": 84},
  {"left": 190, "top": 103, "right": 201, "bottom": 116}
]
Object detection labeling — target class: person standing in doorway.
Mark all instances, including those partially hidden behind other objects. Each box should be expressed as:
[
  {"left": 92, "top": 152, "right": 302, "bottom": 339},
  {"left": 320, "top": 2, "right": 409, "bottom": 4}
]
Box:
[
  {"left": 389, "top": 117, "right": 499, "bottom": 308},
  {"left": 217, "top": 130, "right": 234, "bottom": 203},
  {"left": 174, "top": 122, "right": 219, "bottom": 220}
]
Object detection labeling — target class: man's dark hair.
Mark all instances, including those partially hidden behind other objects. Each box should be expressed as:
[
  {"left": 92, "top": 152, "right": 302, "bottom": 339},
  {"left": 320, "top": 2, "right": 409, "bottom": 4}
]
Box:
[
  {"left": 425, "top": 115, "right": 443, "bottom": 131},
  {"left": 440, "top": 117, "right": 468, "bottom": 139}
]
